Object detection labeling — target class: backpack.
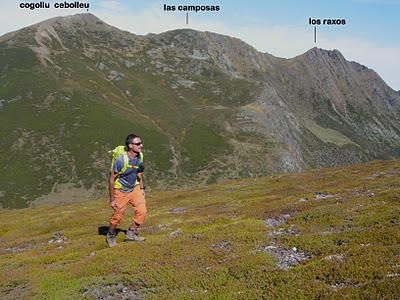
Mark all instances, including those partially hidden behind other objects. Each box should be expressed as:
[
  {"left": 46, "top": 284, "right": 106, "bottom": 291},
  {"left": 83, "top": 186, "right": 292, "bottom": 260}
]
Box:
[{"left": 109, "top": 145, "right": 144, "bottom": 188}]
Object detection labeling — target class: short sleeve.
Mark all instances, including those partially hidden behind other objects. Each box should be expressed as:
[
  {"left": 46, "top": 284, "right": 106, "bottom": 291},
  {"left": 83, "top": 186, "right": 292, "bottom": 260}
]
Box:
[
  {"left": 138, "top": 161, "right": 145, "bottom": 173},
  {"left": 112, "top": 155, "right": 124, "bottom": 174}
]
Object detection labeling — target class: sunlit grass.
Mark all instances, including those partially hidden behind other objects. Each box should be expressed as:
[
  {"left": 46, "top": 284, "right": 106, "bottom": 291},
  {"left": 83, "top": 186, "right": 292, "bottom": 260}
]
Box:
[{"left": 0, "top": 159, "right": 399, "bottom": 298}]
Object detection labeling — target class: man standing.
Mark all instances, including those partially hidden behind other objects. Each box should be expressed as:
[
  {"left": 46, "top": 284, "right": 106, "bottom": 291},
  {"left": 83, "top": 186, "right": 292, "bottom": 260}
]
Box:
[{"left": 106, "top": 134, "right": 147, "bottom": 247}]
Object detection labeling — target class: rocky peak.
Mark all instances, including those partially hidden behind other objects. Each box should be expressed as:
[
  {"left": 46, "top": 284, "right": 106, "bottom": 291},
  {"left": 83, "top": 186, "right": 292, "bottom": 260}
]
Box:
[
  {"left": 158, "top": 28, "right": 277, "bottom": 78},
  {"left": 20, "top": 14, "right": 143, "bottom": 66},
  {"left": 158, "top": 28, "right": 259, "bottom": 57},
  {"left": 33, "top": 13, "right": 112, "bottom": 32},
  {"left": 300, "top": 47, "right": 346, "bottom": 64}
]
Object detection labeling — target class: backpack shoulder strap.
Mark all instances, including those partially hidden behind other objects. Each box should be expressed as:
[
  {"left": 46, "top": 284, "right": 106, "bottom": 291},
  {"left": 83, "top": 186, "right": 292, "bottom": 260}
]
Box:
[
  {"left": 114, "top": 152, "right": 129, "bottom": 189},
  {"left": 119, "top": 152, "right": 129, "bottom": 175}
]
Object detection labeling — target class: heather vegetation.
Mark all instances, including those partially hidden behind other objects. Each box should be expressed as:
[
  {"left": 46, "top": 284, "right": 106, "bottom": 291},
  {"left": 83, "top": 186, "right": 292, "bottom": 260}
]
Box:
[{"left": 1, "top": 159, "right": 399, "bottom": 299}]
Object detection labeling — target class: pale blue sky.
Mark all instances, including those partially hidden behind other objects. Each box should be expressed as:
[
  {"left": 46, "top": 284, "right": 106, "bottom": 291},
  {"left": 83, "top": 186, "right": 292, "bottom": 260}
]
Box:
[{"left": 1, "top": 0, "right": 399, "bottom": 89}]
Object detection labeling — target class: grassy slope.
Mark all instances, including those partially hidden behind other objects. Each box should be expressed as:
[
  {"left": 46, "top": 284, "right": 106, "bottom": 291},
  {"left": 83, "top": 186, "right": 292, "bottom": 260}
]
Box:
[
  {"left": 0, "top": 158, "right": 399, "bottom": 299},
  {"left": 0, "top": 37, "right": 242, "bottom": 208}
]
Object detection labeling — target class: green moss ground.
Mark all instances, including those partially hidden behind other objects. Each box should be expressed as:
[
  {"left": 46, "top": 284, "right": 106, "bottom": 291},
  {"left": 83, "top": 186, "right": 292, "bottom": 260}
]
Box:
[{"left": 1, "top": 160, "right": 399, "bottom": 299}]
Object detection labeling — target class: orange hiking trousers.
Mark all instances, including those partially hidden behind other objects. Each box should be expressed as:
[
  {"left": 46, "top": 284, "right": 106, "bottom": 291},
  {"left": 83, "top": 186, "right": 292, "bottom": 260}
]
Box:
[{"left": 109, "top": 185, "right": 147, "bottom": 226}]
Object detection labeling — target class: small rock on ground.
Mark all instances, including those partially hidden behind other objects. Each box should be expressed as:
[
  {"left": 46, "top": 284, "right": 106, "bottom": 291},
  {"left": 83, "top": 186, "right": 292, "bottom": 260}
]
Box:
[
  {"left": 210, "top": 241, "right": 231, "bottom": 250},
  {"left": 168, "top": 229, "right": 183, "bottom": 239},
  {"left": 48, "top": 232, "right": 68, "bottom": 244},
  {"left": 314, "top": 191, "right": 336, "bottom": 200},
  {"left": 82, "top": 283, "right": 145, "bottom": 300},
  {"left": 259, "top": 245, "right": 312, "bottom": 270},
  {"left": 264, "top": 214, "right": 291, "bottom": 228},
  {"left": 168, "top": 207, "right": 187, "bottom": 214}
]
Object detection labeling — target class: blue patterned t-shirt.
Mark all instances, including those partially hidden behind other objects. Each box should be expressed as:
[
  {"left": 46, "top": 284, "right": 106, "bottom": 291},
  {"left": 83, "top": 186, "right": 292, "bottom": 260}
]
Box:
[{"left": 112, "top": 153, "right": 144, "bottom": 192}]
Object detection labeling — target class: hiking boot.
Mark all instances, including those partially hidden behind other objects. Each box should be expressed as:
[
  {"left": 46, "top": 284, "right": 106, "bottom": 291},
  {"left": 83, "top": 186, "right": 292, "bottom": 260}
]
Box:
[
  {"left": 124, "top": 229, "right": 145, "bottom": 242},
  {"left": 106, "top": 232, "right": 117, "bottom": 247}
]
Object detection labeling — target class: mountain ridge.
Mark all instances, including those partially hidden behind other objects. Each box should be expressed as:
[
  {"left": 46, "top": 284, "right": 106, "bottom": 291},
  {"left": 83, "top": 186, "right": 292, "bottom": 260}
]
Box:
[{"left": 1, "top": 13, "right": 399, "bottom": 208}]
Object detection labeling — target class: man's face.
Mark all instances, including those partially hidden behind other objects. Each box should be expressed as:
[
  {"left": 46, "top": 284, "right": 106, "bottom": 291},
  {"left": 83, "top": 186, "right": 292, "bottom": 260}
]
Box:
[{"left": 130, "top": 137, "right": 143, "bottom": 153}]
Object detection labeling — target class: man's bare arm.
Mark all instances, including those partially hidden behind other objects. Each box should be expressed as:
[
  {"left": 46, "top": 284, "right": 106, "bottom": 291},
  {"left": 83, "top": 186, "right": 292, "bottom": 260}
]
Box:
[
  {"left": 138, "top": 173, "right": 146, "bottom": 197},
  {"left": 138, "top": 173, "right": 145, "bottom": 189},
  {"left": 109, "top": 172, "right": 118, "bottom": 208}
]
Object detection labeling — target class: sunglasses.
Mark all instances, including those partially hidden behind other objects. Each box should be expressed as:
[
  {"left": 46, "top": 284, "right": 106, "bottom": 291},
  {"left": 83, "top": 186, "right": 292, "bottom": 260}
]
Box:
[{"left": 132, "top": 142, "right": 143, "bottom": 146}]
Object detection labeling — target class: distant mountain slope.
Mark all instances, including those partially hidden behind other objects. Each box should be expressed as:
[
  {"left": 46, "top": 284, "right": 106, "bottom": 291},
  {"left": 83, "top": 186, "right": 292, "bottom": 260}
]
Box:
[
  {"left": 1, "top": 14, "right": 399, "bottom": 207},
  {"left": 1, "top": 159, "right": 399, "bottom": 298}
]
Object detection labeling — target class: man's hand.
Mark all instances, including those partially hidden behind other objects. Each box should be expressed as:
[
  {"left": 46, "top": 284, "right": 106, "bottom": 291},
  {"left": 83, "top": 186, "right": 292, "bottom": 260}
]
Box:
[{"left": 110, "top": 200, "right": 118, "bottom": 209}]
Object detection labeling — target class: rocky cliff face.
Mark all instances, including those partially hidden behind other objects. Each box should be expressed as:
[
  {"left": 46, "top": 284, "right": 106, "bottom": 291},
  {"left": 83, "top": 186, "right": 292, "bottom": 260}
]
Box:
[
  {"left": 1, "top": 14, "right": 399, "bottom": 207},
  {"left": 238, "top": 47, "right": 400, "bottom": 169}
]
